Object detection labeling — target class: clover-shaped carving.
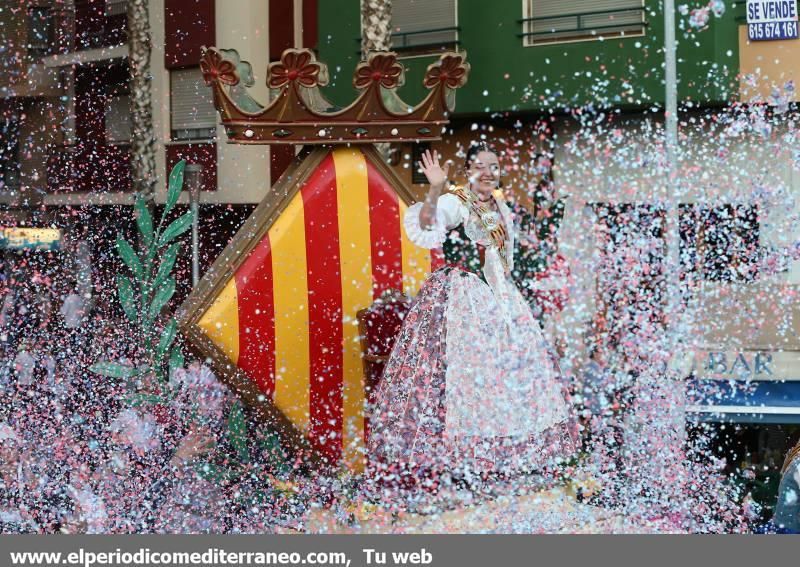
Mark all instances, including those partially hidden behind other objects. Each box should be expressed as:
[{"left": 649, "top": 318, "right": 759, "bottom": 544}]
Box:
[
  {"left": 200, "top": 48, "right": 240, "bottom": 87},
  {"left": 353, "top": 52, "right": 404, "bottom": 90},
  {"left": 268, "top": 49, "right": 324, "bottom": 89},
  {"left": 423, "top": 53, "right": 470, "bottom": 90}
]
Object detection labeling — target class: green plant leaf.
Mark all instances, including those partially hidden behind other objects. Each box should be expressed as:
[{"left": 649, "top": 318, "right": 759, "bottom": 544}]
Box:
[
  {"left": 227, "top": 401, "right": 250, "bottom": 464},
  {"left": 156, "top": 319, "right": 178, "bottom": 361},
  {"left": 116, "top": 235, "right": 142, "bottom": 280},
  {"left": 116, "top": 274, "right": 138, "bottom": 323},
  {"left": 536, "top": 197, "right": 566, "bottom": 242},
  {"left": 133, "top": 364, "right": 152, "bottom": 377},
  {"left": 153, "top": 242, "right": 180, "bottom": 291},
  {"left": 90, "top": 361, "right": 137, "bottom": 378},
  {"left": 158, "top": 211, "right": 194, "bottom": 247},
  {"left": 165, "top": 160, "right": 186, "bottom": 215},
  {"left": 258, "top": 431, "right": 290, "bottom": 475},
  {"left": 124, "top": 392, "right": 167, "bottom": 407},
  {"left": 134, "top": 196, "right": 154, "bottom": 247},
  {"left": 168, "top": 347, "right": 185, "bottom": 377},
  {"left": 194, "top": 462, "right": 240, "bottom": 484},
  {"left": 148, "top": 277, "right": 175, "bottom": 320},
  {"left": 237, "top": 488, "right": 279, "bottom": 507}
]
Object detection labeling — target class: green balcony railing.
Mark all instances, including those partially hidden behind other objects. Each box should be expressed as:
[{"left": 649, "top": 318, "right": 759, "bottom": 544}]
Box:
[
  {"left": 354, "top": 26, "right": 460, "bottom": 54},
  {"left": 518, "top": 7, "right": 647, "bottom": 40}
]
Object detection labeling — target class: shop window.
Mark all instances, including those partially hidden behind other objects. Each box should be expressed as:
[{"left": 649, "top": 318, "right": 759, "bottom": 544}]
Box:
[
  {"left": 388, "top": 0, "right": 458, "bottom": 56},
  {"left": 521, "top": 0, "right": 645, "bottom": 46},
  {"left": 170, "top": 67, "right": 217, "bottom": 141},
  {"left": 105, "top": 94, "right": 131, "bottom": 144},
  {"left": 27, "top": 6, "right": 53, "bottom": 58},
  {"left": 680, "top": 204, "right": 761, "bottom": 283},
  {"left": 591, "top": 203, "right": 667, "bottom": 349}
]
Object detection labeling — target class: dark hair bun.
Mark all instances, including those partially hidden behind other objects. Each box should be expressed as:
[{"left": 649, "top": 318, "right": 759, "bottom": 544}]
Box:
[{"left": 464, "top": 142, "right": 494, "bottom": 169}]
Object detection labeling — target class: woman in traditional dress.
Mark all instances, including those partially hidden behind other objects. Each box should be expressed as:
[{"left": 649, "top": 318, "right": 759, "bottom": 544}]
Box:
[
  {"left": 773, "top": 440, "right": 800, "bottom": 533},
  {"left": 365, "top": 145, "right": 575, "bottom": 512}
]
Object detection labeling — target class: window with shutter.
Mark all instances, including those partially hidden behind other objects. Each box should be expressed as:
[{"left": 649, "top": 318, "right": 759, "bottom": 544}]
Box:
[
  {"left": 170, "top": 67, "right": 217, "bottom": 142},
  {"left": 105, "top": 95, "right": 131, "bottom": 144},
  {"left": 105, "top": 0, "right": 128, "bottom": 17},
  {"left": 387, "top": 0, "right": 459, "bottom": 56},
  {"left": 27, "top": 7, "right": 53, "bottom": 58},
  {"left": 521, "top": 0, "right": 645, "bottom": 46},
  {"left": 0, "top": 118, "right": 20, "bottom": 190}
]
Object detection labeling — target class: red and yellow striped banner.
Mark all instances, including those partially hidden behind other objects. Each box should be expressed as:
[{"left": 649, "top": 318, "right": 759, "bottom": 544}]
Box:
[{"left": 197, "top": 147, "right": 442, "bottom": 472}]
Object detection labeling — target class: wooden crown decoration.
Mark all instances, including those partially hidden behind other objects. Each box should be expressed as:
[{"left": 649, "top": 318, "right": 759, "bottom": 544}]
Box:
[{"left": 200, "top": 47, "right": 470, "bottom": 145}]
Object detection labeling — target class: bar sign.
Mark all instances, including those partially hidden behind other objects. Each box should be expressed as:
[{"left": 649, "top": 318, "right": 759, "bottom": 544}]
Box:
[{"left": 747, "top": 0, "right": 799, "bottom": 40}]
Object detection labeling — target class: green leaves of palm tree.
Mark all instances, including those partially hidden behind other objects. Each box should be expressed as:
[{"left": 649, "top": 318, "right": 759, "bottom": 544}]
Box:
[
  {"left": 537, "top": 197, "right": 566, "bottom": 242},
  {"left": 195, "top": 462, "right": 240, "bottom": 485},
  {"left": 165, "top": 160, "right": 186, "bottom": 215},
  {"left": 125, "top": 392, "right": 168, "bottom": 407},
  {"left": 116, "top": 235, "right": 142, "bottom": 279},
  {"left": 90, "top": 361, "right": 137, "bottom": 378},
  {"left": 168, "top": 347, "right": 185, "bottom": 377},
  {"left": 158, "top": 211, "right": 194, "bottom": 247},
  {"left": 156, "top": 319, "right": 177, "bottom": 361},
  {"left": 100, "top": 164, "right": 192, "bottom": 389},
  {"left": 258, "top": 431, "right": 290, "bottom": 475},
  {"left": 240, "top": 488, "right": 279, "bottom": 507},
  {"left": 148, "top": 277, "right": 175, "bottom": 320},
  {"left": 227, "top": 401, "right": 250, "bottom": 464},
  {"left": 153, "top": 242, "right": 180, "bottom": 291},
  {"left": 134, "top": 197, "right": 153, "bottom": 247},
  {"left": 116, "top": 274, "right": 137, "bottom": 323}
]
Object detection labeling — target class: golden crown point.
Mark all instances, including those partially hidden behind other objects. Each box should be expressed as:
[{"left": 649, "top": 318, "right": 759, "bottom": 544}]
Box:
[{"left": 200, "top": 46, "right": 470, "bottom": 145}]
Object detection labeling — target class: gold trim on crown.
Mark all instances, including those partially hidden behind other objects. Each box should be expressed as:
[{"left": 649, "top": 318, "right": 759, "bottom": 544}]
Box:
[{"left": 199, "top": 47, "right": 470, "bottom": 145}]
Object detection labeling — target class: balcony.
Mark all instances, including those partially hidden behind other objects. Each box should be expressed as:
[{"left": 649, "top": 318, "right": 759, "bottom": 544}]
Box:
[
  {"left": 0, "top": 5, "right": 63, "bottom": 96},
  {"left": 47, "top": 143, "right": 131, "bottom": 194},
  {"left": 35, "top": 1, "right": 129, "bottom": 70},
  {"left": 73, "top": 0, "right": 128, "bottom": 52},
  {"left": 390, "top": 26, "right": 460, "bottom": 56},
  {"left": 0, "top": 61, "right": 61, "bottom": 98},
  {"left": 354, "top": 26, "right": 460, "bottom": 57},
  {"left": 5, "top": 2, "right": 127, "bottom": 59},
  {"left": 519, "top": 7, "right": 648, "bottom": 46}
]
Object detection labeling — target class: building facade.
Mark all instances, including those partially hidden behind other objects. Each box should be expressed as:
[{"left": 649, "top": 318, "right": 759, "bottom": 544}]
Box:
[
  {"left": 0, "top": 0, "right": 319, "bottom": 301},
  {"left": 313, "top": 0, "right": 800, "bottom": 509},
  {"left": 2, "top": 0, "right": 799, "bottom": 511}
]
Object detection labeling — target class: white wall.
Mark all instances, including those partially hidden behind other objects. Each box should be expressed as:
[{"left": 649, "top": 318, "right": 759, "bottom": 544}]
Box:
[
  {"left": 213, "top": 0, "right": 270, "bottom": 204},
  {"left": 551, "top": 111, "right": 800, "bottom": 358}
]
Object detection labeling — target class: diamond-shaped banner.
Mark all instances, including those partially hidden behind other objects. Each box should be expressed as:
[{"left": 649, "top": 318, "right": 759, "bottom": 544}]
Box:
[{"left": 179, "top": 146, "right": 442, "bottom": 472}]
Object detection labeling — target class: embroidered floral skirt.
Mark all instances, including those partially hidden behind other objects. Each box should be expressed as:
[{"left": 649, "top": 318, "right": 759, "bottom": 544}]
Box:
[{"left": 364, "top": 266, "right": 576, "bottom": 512}]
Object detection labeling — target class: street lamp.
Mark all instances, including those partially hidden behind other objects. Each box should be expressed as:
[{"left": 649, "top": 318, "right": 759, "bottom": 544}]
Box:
[
  {"left": 184, "top": 163, "right": 203, "bottom": 288},
  {"left": 662, "top": 0, "right": 683, "bottom": 349}
]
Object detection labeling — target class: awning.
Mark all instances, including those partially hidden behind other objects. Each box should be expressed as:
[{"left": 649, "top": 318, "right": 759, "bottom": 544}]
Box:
[{"left": 687, "top": 378, "right": 800, "bottom": 424}]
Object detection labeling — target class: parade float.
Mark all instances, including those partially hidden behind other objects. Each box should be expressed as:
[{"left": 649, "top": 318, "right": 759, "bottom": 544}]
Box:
[
  {"left": 178, "top": 46, "right": 465, "bottom": 475},
  {"left": 173, "top": 46, "right": 631, "bottom": 534}
]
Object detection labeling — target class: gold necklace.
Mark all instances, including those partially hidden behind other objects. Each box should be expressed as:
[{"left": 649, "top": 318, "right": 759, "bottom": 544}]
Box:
[{"left": 455, "top": 186, "right": 508, "bottom": 269}]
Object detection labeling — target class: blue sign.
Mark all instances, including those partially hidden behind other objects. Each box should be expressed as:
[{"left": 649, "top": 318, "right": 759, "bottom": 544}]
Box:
[
  {"left": 0, "top": 228, "right": 61, "bottom": 251},
  {"left": 747, "top": 0, "right": 799, "bottom": 40}
]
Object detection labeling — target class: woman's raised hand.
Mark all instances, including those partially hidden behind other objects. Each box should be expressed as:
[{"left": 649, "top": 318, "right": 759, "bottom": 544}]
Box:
[{"left": 419, "top": 149, "right": 450, "bottom": 190}]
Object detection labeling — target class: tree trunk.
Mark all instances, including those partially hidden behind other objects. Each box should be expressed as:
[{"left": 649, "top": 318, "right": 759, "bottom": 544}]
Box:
[
  {"left": 360, "top": 0, "right": 392, "bottom": 57},
  {"left": 361, "top": 0, "right": 393, "bottom": 160},
  {"left": 128, "top": 0, "right": 156, "bottom": 201}
]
